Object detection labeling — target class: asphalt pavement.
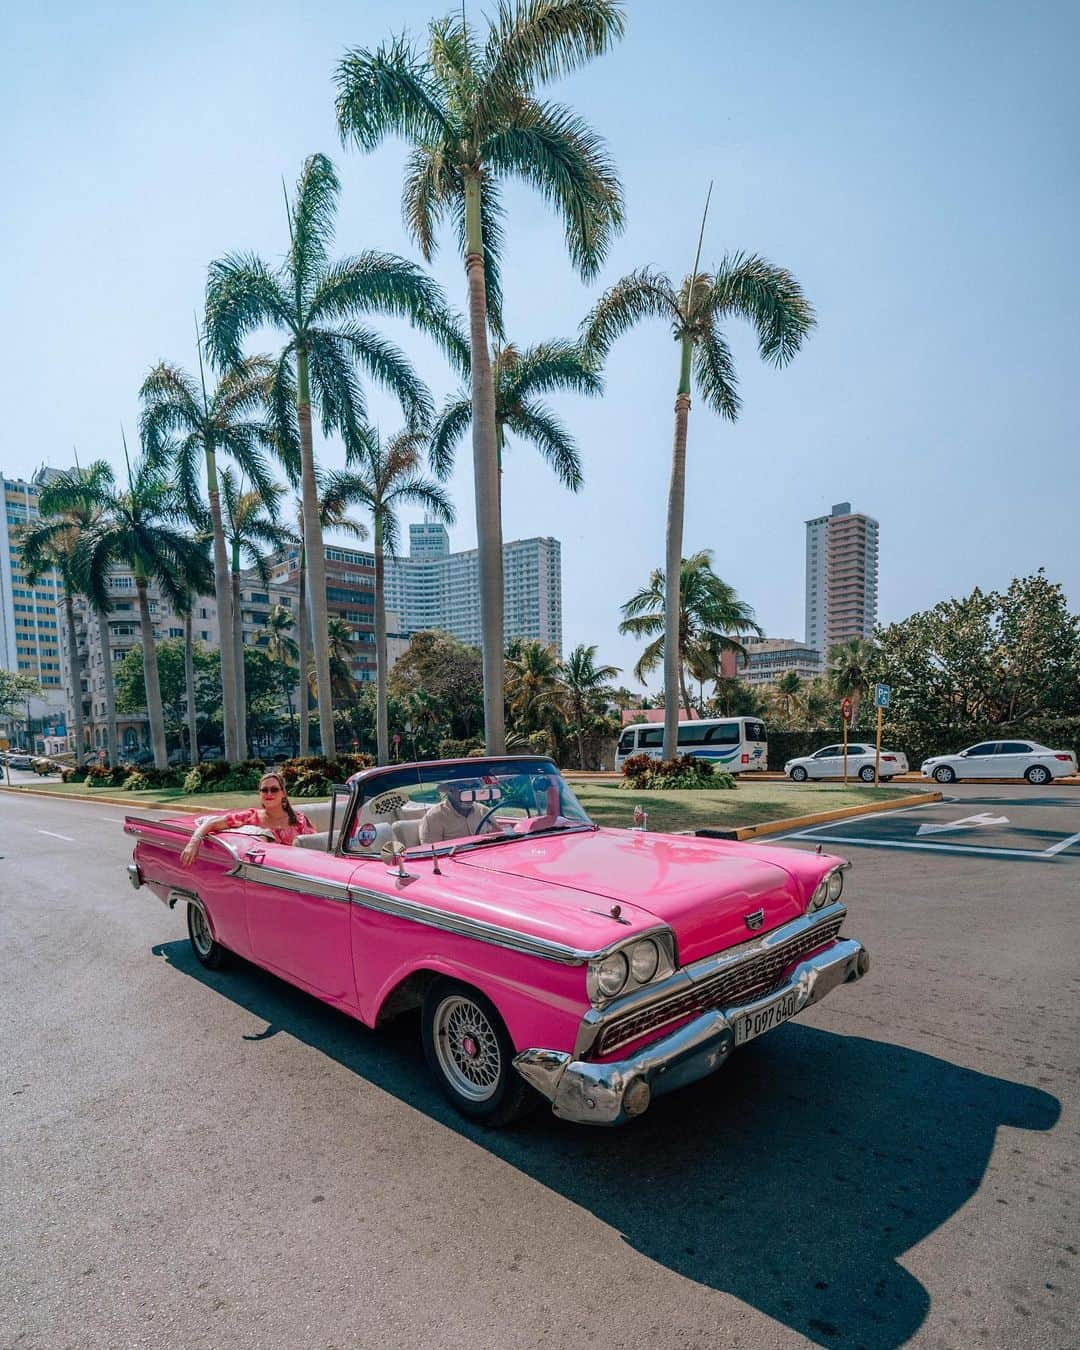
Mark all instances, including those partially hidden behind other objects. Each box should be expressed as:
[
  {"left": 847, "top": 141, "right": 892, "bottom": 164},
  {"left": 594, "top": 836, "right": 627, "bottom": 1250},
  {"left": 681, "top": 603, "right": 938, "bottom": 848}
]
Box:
[{"left": 1, "top": 783, "right": 1077, "bottom": 1350}]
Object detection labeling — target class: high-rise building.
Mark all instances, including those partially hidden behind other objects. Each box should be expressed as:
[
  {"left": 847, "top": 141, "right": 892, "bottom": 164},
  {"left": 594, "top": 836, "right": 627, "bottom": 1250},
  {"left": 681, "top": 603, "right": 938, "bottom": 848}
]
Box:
[
  {"left": 741, "top": 637, "right": 825, "bottom": 687},
  {"left": 382, "top": 521, "right": 563, "bottom": 654},
  {"left": 0, "top": 470, "right": 66, "bottom": 689},
  {"left": 269, "top": 543, "right": 378, "bottom": 684},
  {"left": 805, "top": 502, "right": 879, "bottom": 657}
]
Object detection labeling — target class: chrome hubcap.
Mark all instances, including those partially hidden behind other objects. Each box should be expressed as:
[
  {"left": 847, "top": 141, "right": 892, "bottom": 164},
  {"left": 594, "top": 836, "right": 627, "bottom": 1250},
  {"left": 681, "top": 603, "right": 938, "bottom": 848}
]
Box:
[
  {"left": 190, "top": 905, "right": 213, "bottom": 956},
  {"left": 433, "top": 996, "right": 501, "bottom": 1102}
]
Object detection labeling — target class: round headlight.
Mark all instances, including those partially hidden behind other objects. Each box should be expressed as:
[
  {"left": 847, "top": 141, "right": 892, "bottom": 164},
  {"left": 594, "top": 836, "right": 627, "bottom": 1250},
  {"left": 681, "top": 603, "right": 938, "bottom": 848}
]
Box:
[
  {"left": 810, "top": 880, "right": 828, "bottom": 911},
  {"left": 827, "top": 869, "right": 844, "bottom": 902},
  {"left": 596, "top": 951, "right": 629, "bottom": 998},
  {"left": 629, "top": 938, "right": 660, "bottom": 984}
]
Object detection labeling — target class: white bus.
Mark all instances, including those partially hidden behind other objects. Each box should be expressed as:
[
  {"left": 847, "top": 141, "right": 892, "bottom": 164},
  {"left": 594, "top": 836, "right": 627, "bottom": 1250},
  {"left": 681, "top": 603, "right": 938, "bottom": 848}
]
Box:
[{"left": 615, "top": 717, "right": 768, "bottom": 773}]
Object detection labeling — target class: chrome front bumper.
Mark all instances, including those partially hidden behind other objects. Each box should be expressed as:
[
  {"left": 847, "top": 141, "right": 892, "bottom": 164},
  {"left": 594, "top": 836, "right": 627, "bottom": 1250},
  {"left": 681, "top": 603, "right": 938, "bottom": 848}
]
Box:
[{"left": 514, "top": 937, "right": 869, "bottom": 1126}]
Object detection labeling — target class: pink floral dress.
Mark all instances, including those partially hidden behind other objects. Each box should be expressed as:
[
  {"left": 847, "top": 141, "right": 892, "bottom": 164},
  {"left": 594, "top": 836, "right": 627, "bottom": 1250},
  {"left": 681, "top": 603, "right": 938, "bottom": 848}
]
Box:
[{"left": 218, "top": 807, "right": 316, "bottom": 846}]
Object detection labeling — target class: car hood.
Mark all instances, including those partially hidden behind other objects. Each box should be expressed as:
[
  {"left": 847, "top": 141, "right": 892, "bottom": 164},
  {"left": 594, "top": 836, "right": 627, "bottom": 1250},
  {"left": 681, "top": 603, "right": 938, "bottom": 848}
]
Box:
[{"left": 452, "top": 827, "right": 814, "bottom": 965}]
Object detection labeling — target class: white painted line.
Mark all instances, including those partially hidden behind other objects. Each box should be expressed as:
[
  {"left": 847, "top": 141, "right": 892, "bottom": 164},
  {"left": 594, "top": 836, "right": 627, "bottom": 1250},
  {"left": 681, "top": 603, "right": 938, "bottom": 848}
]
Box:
[
  {"left": 36, "top": 829, "right": 74, "bottom": 842},
  {"left": 1044, "top": 831, "right": 1080, "bottom": 857},
  {"left": 783, "top": 833, "right": 1048, "bottom": 858},
  {"left": 916, "top": 812, "right": 1010, "bottom": 837}
]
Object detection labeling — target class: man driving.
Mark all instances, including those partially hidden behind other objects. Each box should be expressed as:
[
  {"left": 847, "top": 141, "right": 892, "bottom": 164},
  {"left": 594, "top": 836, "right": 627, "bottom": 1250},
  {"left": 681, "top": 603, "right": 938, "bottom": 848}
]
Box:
[{"left": 419, "top": 780, "right": 488, "bottom": 844}]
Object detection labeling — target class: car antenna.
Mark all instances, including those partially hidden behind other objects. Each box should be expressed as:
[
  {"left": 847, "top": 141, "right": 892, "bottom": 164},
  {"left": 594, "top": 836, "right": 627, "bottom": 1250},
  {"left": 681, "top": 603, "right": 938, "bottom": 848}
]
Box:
[{"left": 816, "top": 843, "right": 823, "bottom": 855}]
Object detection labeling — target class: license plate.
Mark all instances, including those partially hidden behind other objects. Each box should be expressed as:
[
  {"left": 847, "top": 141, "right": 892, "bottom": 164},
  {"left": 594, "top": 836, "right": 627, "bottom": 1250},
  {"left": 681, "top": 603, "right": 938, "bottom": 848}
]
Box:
[{"left": 732, "top": 987, "right": 801, "bottom": 1046}]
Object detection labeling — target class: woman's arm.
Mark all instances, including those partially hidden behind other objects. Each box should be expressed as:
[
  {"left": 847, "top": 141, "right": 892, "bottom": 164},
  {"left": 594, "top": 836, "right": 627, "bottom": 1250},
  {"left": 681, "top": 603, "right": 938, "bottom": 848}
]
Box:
[{"left": 180, "top": 814, "right": 236, "bottom": 867}]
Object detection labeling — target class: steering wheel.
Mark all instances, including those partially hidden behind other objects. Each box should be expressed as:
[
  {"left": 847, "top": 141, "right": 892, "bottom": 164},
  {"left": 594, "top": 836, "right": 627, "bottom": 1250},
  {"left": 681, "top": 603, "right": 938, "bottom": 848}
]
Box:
[{"left": 475, "top": 800, "right": 534, "bottom": 833}]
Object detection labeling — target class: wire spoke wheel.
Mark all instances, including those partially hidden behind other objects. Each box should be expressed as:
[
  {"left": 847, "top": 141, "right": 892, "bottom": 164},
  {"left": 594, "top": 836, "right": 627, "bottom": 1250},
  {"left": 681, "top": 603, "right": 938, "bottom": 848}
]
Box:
[
  {"left": 189, "top": 905, "right": 213, "bottom": 956},
  {"left": 432, "top": 995, "right": 503, "bottom": 1102}
]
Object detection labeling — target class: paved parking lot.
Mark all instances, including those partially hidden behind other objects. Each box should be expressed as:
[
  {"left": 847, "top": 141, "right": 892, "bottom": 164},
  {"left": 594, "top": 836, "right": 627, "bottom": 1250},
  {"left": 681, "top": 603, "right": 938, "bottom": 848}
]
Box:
[{"left": 1, "top": 784, "right": 1077, "bottom": 1349}]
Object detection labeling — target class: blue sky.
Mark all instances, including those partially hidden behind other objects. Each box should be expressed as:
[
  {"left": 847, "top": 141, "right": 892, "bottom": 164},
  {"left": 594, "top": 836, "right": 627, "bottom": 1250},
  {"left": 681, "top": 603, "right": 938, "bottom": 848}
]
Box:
[{"left": 4, "top": 0, "right": 1077, "bottom": 687}]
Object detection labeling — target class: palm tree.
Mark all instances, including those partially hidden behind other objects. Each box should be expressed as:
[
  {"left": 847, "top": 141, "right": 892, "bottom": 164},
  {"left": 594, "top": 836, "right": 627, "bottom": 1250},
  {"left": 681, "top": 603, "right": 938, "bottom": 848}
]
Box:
[
  {"left": 219, "top": 470, "right": 295, "bottom": 759},
  {"left": 336, "top": 0, "right": 626, "bottom": 754},
  {"left": 584, "top": 250, "right": 814, "bottom": 759},
  {"left": 326, "top": 617, "right": 359, "bottom": 704},
  {"left": 428, "top": 340, "right": 600, "bottom": 489},
  {"left": 80, "top": 448, "right": 213, "bottom": 769},
  {"left": 20, "top": 462, "right": 116, "bottom": 762},
  {"left": 828, "top": 637, "right": 877, "bottom": 727},
  {"left": 505, "top": 639, "right": 565, "bottom": 743},
  {"left": 140, "top": 352, "right": 277, "bottom": 763},
  {"left": 560, "top": 643, "right": 619, "bottom": 769},
  {"left": 171, "top": 533, "right": 214, "bottom": 766},
  {"left": 205, "top": 153, "right": 461, "bottom": 761},
  {"left": 336, "top": 427, "right": 454, "bottom": 765},
  {"left": 257, "top": 604, "right": 300, "bottom": 754},
  {"left": 620, "top": 551, "right": 762, "bottom": 718},
  {"left": 767, "top": 670, "right": 803, "bottom": 727}
]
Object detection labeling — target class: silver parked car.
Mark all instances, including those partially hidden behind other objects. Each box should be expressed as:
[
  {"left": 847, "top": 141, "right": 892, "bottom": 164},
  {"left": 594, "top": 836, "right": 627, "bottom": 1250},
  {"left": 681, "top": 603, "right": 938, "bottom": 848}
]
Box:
[
  {"left": 921, "top": 741, "right": 1077, "bottom": 785},
  {"left": 786, "top": 743, "right": 909, "bottom": 783}
]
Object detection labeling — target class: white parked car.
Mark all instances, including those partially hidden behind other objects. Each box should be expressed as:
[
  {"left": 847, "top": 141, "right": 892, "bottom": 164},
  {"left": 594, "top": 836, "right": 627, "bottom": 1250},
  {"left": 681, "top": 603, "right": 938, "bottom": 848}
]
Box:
[
  {"left": 921, "top": 741, "right": 1078, "bottom": 785},
  {"left": 786, "top": 743, "right": 909, "bottom": 783}
]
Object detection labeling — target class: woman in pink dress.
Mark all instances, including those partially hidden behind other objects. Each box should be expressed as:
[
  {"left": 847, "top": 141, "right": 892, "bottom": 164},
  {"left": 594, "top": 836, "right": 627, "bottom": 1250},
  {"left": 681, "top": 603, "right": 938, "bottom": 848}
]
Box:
[{"left": 180, "top": 771, "right": 315, "bottom": 866}]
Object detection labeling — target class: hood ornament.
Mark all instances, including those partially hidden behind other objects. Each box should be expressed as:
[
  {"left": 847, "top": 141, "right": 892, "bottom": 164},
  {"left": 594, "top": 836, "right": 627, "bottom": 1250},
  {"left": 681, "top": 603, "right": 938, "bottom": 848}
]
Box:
[{"left": 744, "top": 908, "right": 765, "bottom": 931}]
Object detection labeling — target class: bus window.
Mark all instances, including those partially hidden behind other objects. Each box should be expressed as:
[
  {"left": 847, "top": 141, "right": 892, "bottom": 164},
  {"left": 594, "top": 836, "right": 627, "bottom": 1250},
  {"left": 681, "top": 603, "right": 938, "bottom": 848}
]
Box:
[
  {"left": 677, "top": 723, "right": 710, "bottom": 745},
  {"left": 638, "top": 727, "right": 663, "bottom": 749},
  {"left": 617, "top": 730, "right": 636, "bottom": 754},
  {"left": 744, "top": 721, "right": 766, "bottom": 743},
  {"left": 705, "top": 723, "right": 740, "bottom": 745}
]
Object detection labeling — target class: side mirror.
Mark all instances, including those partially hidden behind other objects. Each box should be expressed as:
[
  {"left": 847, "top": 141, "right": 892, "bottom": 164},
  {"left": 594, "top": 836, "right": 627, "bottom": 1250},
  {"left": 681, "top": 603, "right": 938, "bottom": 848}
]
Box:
[{"left": 381, "top": 839, "right": 413, "bottom": 880}]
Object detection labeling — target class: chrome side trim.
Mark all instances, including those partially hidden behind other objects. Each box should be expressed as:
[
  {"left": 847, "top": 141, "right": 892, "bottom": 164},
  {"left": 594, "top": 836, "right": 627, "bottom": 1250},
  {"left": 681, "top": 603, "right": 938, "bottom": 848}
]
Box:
[
  {"left": 573, "top": 903, "right": 848, "bottom": 1058},
  {"left": 240, "top": 863, "right": 352, "bottom": 904},
  {"left": 347, "top": 885, "right": 656, "bottom": 966},
  {"left": 124, "top": 816, "right": 245, "bottom": 870}
]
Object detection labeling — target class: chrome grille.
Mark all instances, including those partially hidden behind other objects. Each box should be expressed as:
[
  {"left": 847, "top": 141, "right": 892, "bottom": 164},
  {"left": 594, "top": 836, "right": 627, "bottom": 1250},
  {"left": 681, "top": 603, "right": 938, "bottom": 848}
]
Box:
[{"left": 594, "top": 913, "right": 844, "bottom": 1056}]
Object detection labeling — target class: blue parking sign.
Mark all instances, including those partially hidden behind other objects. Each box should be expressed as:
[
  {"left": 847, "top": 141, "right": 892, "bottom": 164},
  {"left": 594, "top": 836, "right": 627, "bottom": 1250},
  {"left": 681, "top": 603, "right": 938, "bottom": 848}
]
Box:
[{"left": 874, "top": 683, "right": 891, "bottom": 709}]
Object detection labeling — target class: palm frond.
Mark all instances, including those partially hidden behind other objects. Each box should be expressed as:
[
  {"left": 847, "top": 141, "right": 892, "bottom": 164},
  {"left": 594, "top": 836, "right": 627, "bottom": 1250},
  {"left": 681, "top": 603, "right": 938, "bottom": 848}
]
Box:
[
  {"left": 305, "top": 328, "right": 367, "bottom": 442},
  {"left": 334, "top": 324, "right": 434, "bottom": 432},
  {"left": 693, "top": 329, "right": 740, "bottom": 421},
  {"left": 482, "top": 0, "right": 625, "bottom": 100},
  {"left": 483, "top": 97, "right": 623, "bottom": 280},
  {"left": 139, "top": 362, "right": 204, "bottom": 462},
  {"left": 705, "top": 252, "right": 816, "bottom": 366},
  {"left": 290, "top": 154, "right": 341, "bottom": 306},
  {"left": 504, "top": 338, "right": 602, "bottom": 402},
  {"left": 453, "top": 176, "right": 507, "bottom": 338},
  {"left": 427, "top": 394, "right": 472, "bottom": 479},
  {"left": 204, "top": 253, "right": 293, "bottom": 369},
  {"left": 335, "top": 37, "right": 451, "bottom": 150},
  {"left": 402, "top": 141, "right": 458, "bottom": 262},
  {"left": 506, "top": 399, "right": 583, "bottom": 490},
  {"left": 265, "top": 354, "right": 302, "bottom": 486},
  {"left": 581, "top": 267, "right": 679, "bottom": 358}
]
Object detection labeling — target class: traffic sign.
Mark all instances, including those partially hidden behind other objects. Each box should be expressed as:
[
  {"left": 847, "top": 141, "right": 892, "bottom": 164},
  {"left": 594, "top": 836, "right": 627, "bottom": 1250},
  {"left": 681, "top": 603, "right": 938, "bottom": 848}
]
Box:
[
  {"left": 874, "top": 684, "right": 891, "bottom": 709},
  {"left": 840, "top": 697, "right": 852, "bottom": 723}
]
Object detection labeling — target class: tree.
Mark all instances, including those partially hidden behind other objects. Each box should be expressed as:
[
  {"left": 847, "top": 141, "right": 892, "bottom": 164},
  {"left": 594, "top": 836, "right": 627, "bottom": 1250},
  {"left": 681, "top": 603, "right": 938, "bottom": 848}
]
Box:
[
  {"left": 116, "top": 639, "right": 218, "bottom": 737},
  {"left": 389, "top": 630, "right": 484, "bottom": 743},
  {"left": 584, "top": 244, "right": 813, "bottom": 759},
  {"left": 140, "top": 351, "right": 277, "bottom": 761},
  {"left": 336, "top": 427, "right": 454, "bottom": 764},
  {"left": 428, "top": 339, "right": 600, "bottom": 489},
  {"left": 336, "top": 0, "right": 626, "bottom": 754},
  {"left": 205, "top": 152, "right": 461, "bottom": 760},
  {"left": 619, "top": 551, "right": 761, "bottom": 716},
  {"left": 560, "top": 643, "right": 618, "bottom": 768},
  {"left": 505, "top": 638, "right": 564, "bottom": 748},
  {"left": 80, "top": 451, "right": 212, "bottom": 769},
  {"left": 766, "top": 671, "right": 803, "bottom": 728},
  {"left": 325, "top": 617, "right": 359, "bottom": 703},
  {"left": 0, "top": 671, "right": 41, "bottom": 745},
  {"left": 219, "top": 469, "right": 295, "bottom": 757},
  {"left": 827, "top": 637, "right": 878, "bottom": 727},
  {"left": 258, "top": 604, "right": 300, "bottom": 752}
]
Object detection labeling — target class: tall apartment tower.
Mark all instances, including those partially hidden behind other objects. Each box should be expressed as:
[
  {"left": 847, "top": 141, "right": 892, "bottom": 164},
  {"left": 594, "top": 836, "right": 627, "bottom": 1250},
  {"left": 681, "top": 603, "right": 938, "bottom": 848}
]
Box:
[
  {"left": 805, "top": 501, "right": 879, "bottom": 658},
  {"left": 0, "top": 469, "right": 66, "bottom": 690}
]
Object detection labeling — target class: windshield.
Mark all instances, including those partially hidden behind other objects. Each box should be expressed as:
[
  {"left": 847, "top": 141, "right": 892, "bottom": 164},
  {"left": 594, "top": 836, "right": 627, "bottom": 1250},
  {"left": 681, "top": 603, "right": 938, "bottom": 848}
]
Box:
[{"left": 344, "top": 758, "right": 593, "bottom": 857}]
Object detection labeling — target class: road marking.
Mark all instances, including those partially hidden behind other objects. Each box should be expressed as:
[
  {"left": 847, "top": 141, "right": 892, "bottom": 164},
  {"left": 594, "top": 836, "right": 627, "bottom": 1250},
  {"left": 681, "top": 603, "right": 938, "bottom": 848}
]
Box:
[
  {"left": 915, "top": 812, "right": 1010, "bottom": 837},
  {"left": 36, "top": 829, "right": 74, "bottom": 842},
  {"left": 785, "top": 833, "right": 1048, "bottom": 859},
  {"left": 1045, "top": 831, "right": 1080, "bottom": 857}
]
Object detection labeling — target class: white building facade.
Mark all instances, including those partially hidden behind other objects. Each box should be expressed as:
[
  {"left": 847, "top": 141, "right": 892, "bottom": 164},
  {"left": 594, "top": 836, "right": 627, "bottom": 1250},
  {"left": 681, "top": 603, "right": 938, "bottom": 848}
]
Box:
[
  {"left": 805, "top": 501, "right": 879, "bottom": 657},
  {"left": 742, "top": 637, "right": 825, "bottom": 687}
]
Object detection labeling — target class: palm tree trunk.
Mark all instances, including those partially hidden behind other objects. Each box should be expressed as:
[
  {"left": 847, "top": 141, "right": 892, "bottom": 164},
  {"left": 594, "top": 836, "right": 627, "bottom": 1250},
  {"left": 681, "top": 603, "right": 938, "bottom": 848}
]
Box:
[
  {"left": 296, "top": 348, "right": 335, "bottom": 760},
  {"left": 374, "top": 518, "right": 389, "bottom": 766},
  {"left": 663, "top": 336, "right": 694, "bottom": 760},
  {"left": 230, "top": 559, "right": 247, "bottom": 760},
  {"left": 136, "top": 576, "right": 168, "bottom": 770},
  {"left": 64, "top": 592, "right": 86, "bottom": 762},
  {"left": 297, "top": 549, "right": 310, "bottom": 757},
  {"left": 205, "top": 449, "right": 239, "bottom": 763},
  {"left": 95, "top": 604, "right": 118, "bottom": 764},
  {"left": 184, "top": 608, "right": 199, "bottom": 764},
  {"left": 464, "top": 173, "right": 505, "bottom": 756}
]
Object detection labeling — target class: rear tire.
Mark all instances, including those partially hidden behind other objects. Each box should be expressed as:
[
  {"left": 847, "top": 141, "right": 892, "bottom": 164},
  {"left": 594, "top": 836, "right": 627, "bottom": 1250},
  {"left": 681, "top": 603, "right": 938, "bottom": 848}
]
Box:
[
  {"left": 187, "top": 901, "right": 229, "bottom": 970},
  {"left": 933, "top": 765, "right": 956, "bottom": 784},
  {"left": 422, "top": 979, "right": 536, "bottom": 1127},
  {"left": 858, "top": 765, "right": 875, "bottom": 782},
  {"left": 1025, "top": 765, "right": 1051, "bottom": 785},
  {"left": 789, "top": 766, "right": 808, "bottom": 782}
]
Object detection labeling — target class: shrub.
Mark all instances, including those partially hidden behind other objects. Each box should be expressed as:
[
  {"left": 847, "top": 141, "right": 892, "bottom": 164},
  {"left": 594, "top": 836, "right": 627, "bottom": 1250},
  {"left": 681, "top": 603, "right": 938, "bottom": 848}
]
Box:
[
  {"left": 122, "top": 771, "right": 152, "bottom": 792},
  {"left": 183, "top": 760, "right": 231, "bottom": 793},
  {"left": 291, "top": 770, "right": 331, "bottom": 797},
  {"left": 620, "top": 754, "right": 736, "bottom": 791},
  {"left": 61, "top": 766, "right": 87, "bottom": 784},
  {"left": 438, "top": 738, "right": 484, "bottom": 760}
]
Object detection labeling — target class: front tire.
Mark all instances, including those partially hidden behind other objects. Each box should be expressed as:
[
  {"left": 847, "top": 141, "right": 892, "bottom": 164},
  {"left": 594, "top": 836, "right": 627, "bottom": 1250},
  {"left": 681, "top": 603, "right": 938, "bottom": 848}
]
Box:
[
  {"left": 859, "top": 765, "right": 876, "bottom": 782},
  {"left": 789, "top": 765, "right": 808, "bottom": 782},
  {"left": 933, "top": 765, "right": 956, "bottom": 784},
  {"left": 187, "top": 901, "right": 229, "bottom": 970},
  {"left": 422, "top": 979, "right": 535, "bottom": 1127},
  {"left": 1025, "top": 765, "right": 1051, "bottom": 785}
]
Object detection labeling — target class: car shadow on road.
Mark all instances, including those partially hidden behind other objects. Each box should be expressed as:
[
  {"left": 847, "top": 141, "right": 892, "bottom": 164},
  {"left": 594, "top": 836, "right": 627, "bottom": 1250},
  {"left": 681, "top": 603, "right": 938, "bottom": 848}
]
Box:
[{"left": 153, "top": 940, "right": 1060, "bottom": 1350}]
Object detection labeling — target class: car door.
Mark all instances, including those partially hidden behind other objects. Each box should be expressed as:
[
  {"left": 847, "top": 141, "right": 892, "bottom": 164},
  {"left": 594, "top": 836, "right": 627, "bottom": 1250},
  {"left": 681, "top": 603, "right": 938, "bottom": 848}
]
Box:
[
  {"left": 958, "top": 743, "right": 998, "bottom": 778},
  {"left": 812, "top": 746, "right": 841, "bottom": 779},
  {"left": 242, "top": 840, "right": 359, "bottom": 1006}
]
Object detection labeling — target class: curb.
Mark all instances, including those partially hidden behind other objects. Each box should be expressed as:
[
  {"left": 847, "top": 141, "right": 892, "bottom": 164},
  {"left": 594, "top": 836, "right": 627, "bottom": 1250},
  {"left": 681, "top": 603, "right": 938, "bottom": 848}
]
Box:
[
  {"left": 0, "top": 784, "right": 181, "bottom": 809},
  {"left": 694, "top": 790, "right": 942, "bottom": 842}
]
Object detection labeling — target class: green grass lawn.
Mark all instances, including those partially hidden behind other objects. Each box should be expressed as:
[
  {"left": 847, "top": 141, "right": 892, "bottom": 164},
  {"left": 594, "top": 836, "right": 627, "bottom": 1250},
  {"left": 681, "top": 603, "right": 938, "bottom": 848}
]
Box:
[
  {"left": 13, "top": 777, "right": 919, "bottom": 832},
  {"left": 573, "top": 781, "right": 917, "bottom": 834}
]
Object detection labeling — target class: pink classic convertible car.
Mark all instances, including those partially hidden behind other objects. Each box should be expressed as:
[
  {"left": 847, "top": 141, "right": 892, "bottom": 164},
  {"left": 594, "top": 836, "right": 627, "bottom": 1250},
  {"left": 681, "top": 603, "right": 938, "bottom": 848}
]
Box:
[{"left": 125, "top": 756, "right": 868, "bottom": 1127}]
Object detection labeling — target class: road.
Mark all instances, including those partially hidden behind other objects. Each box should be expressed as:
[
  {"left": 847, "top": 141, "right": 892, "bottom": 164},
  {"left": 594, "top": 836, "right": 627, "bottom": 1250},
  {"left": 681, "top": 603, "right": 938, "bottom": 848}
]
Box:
[{"left": 1, "top": 784, "right": 1077, "bottom": 1349}]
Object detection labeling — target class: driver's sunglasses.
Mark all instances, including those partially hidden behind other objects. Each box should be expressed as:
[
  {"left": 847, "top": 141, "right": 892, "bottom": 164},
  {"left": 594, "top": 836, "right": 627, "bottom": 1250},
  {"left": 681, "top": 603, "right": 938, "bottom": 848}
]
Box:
[{"left": 260, "top": 785, "right": 282, "bottom": 796}]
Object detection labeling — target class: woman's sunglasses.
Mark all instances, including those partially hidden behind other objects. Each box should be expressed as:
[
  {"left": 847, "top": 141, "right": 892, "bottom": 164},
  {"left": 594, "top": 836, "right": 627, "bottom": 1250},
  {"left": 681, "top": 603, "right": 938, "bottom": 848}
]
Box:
[{"left": 260, "top": 786, "right": 282, "bottom": 796}]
